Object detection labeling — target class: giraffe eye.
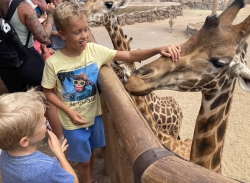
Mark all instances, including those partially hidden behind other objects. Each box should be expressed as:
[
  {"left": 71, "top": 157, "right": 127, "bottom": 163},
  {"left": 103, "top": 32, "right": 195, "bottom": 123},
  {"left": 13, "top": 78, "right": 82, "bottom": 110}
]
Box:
[
  {"left": 104, "top": 2, "right": 113, "bottom": 9},
  {"left": 209, "top": 58, "right": 227, "bottom": 68}
]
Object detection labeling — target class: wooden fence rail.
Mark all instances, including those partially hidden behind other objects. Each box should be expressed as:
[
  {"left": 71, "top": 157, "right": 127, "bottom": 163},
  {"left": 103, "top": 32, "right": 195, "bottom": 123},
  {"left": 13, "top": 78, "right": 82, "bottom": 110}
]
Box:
[{"left": 98, "top": 65, "right": 239, "bottom": 183}]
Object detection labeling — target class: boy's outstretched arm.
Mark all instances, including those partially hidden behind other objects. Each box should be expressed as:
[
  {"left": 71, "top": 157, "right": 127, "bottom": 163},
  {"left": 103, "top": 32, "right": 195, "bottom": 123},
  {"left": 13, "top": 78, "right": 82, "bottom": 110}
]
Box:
[
  {"left": 114, "top": 44, "right": 181, "bottom": 62},
  {"left": 47, "top": 131, "right": 79, "bottom": 183},
  {"left": 43, "top": 88, "right": 87, "bottom": 125}
]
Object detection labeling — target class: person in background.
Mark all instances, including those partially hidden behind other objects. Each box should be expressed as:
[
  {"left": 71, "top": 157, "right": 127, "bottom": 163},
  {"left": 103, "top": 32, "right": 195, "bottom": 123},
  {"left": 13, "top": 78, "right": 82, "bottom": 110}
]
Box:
[
  {"left": 40, "top": 9, "right": 65, "bottom": 140},
  {"left": 30, "top": 0, "right": 47, "bottom": 15},
  {"left": 49, "top": 0, "right": 65, "bottom": 52},
  {"left": 33, "top": 15, "right": 51, "bottom": 61},
  {"left": 0, "top": 0, "right": 54, "bottom": 92},
  {"left": 0, "top": 88, "right": 79, "bottom": 183},
  {"left": 0, "top": 0, "right": 64, "bottom": 141}
]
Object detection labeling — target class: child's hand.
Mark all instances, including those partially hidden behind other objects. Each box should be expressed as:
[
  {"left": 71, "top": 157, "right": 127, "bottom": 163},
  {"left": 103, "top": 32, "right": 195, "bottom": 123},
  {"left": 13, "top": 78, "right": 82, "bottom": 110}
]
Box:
[
  {"left": 160, "top": 44, "right": 181, "bottom": 62},
  {"left": 48, "top": 48, "right": 56, "bottom": 55},
  {"left": 40, "top": 44, "right": 47, "bottom": 55},
  {"left": 40, "top": 12, "right": 47, "bottom": 20},
  {"left": 52, "top": 31, "right": 59, "bottom": 36},
  {"left": 60, "top": 138, "right": 69, "bottom": 153},
  {"left": 44, "top": 39, "right": 51, "bottom": 46},
  {"left": 68, "top": 110, "right": 87, "bottom": 125},
  {"left": 47, "top": 3, "right": 55, "bottom": 13},
  {"left": 40, "top": 13, "right": 47, "bottom": 26},
  {"left": 47, "top": 130, "right": 65, "bottom": 157}
]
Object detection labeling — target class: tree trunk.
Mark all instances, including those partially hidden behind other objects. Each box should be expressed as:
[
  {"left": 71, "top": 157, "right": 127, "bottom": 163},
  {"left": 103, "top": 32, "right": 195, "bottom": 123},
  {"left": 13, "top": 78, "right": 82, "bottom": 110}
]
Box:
[{"left": 212, "top": 0, "right": 218, "bottom": 15}]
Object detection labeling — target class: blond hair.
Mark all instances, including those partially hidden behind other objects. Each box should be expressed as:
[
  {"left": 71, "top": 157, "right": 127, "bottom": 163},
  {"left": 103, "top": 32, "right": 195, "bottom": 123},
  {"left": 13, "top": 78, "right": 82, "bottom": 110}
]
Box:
[
  {"left": 0, "top": 88, "right": 47, "bottom": 151},
  {"left": 53, "top": 1, "right": 87, "bottom": 32}
]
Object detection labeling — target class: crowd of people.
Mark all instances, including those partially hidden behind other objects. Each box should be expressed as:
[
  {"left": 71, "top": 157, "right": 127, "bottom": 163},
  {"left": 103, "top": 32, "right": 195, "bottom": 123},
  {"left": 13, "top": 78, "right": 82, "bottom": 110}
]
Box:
[{"left": 0, "top": 0, "right": 181, "bottom": 183}]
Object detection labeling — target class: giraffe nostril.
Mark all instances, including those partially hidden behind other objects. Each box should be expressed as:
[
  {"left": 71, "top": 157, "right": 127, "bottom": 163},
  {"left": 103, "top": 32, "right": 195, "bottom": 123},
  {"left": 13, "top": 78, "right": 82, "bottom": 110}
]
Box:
[{"left": 104, "top": 2, "right": 113, "bottom": 9}]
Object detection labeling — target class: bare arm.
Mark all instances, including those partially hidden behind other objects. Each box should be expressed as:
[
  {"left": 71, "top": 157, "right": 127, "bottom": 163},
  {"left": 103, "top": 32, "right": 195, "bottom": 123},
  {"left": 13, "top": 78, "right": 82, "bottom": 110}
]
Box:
[
  {"left": 0, "top": 0, "right": 9, "bottom": 16},
  {"left": 47, "top": 131, "right": 79, "bottom": 183},
  {"left": 114, "top": 44, "right": 181, "bottom": 62},
  {"left": 18, "top": 2, "right": 54, "bottom": 45},
  {"left": 43, "top": 88, "right": 87, "bottom": 125}
]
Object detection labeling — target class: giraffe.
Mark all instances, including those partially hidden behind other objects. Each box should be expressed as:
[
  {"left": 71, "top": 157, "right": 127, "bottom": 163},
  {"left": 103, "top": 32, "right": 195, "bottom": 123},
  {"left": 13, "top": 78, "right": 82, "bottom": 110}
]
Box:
[
  {"left": 169, "top": 14, "right": 176, "bottom": 33},
  {"left": 83, "top": 0, "right": 192, "bottom": 160},
  {"left": 125, "top": 0, "right": 250, "bottom": 173}
]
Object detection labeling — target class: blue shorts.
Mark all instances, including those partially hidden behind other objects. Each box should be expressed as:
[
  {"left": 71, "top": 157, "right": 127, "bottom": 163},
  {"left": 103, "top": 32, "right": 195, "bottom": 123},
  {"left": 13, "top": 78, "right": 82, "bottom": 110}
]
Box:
[{"left": 62, "top": 115, "right": 106, "bottom": 162}]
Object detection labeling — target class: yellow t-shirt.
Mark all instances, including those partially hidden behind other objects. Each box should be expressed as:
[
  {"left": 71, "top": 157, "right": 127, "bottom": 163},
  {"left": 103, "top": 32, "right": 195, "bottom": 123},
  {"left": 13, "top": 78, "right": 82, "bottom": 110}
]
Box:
[{"left": 41, "top": 43, "right": 116, "bottom": 130}]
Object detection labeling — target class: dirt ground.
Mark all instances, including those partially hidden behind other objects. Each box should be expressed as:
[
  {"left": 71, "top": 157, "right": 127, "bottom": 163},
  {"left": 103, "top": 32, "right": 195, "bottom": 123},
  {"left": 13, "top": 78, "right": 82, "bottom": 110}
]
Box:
[{"left": 1, "top": 7, "right": 250, "bottom": 183}]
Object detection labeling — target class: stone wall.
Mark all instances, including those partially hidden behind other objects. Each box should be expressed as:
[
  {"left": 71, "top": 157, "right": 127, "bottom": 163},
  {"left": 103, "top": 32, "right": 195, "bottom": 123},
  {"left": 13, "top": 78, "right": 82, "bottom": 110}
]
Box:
[
  {"left": 89, "top": 0, "right": 249, "bottom": 27},
  {"left": 159, "top": 0, "right": 234, "bottom": 10},
  {"left": 117, "top": 2, "right": 182, "bottom": 26},
  {"left": 130, "top": 0, "right": 235, "bottom": 10}
]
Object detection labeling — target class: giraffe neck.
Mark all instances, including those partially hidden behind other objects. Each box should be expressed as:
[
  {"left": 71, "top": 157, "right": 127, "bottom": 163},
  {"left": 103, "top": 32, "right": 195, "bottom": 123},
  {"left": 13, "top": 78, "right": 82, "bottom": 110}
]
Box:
[
  {"left": 191, "top": 72, "right": 236, "bottom": 172},
  {"left": 190, "top": 40, "right": 247, "bottom": 172},
  {"left": 133, "top": 93, "right": 191, "bottom": 160},
  {"left": 104, "top": 13, "right": 130, "bottom": 51},
  {"left": 103, "top": 11, "right": 191, "bottom": 160},
  {"left": 103, "top": 12, "right": 135, "bottom": 84}
]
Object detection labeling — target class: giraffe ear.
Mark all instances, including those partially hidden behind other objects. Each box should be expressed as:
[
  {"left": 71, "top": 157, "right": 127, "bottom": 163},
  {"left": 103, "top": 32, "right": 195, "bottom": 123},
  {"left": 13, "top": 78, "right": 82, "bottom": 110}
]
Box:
[
  {"left": 238, "top": 77, "right": 250, "bottom": 93},
  {"left": 115, "top": 0, "right": 131, "bottom": 10},
  {"left": 218, "top": 0, "right": 244, "bottom": 26}
]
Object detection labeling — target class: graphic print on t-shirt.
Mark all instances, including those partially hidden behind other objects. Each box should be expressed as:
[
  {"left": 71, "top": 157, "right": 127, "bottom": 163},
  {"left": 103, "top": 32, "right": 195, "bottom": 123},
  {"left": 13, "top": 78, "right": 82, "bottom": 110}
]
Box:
[{"left": 58, "top": 63, "right": 98, "bottom": 102}]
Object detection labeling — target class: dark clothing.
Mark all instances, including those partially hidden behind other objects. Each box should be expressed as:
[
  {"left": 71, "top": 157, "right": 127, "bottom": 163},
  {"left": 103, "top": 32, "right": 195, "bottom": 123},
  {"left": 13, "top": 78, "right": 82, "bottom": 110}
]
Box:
[{"left": 0, "top": 47, "right": 44, "bottom": 92}]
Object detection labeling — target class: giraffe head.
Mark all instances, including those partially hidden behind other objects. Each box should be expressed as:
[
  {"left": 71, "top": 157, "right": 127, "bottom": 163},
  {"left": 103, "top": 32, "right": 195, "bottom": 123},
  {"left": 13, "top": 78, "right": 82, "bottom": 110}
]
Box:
[
  {"left": 83, "top": 0, "right": 130, "bottom": 26},
  {"left": 125, "top": 0, "right": 250, "bottom": 95}
]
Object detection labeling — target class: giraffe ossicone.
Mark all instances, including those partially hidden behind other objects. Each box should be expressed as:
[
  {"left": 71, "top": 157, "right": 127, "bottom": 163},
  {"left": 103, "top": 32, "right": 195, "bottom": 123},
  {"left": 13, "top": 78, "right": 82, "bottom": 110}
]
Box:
[
  {"left": 126, "top": 0, "right": 250, "bottom": 173},
  {"left": 84, "top": 0, "right": 192, "bottom": 160}
]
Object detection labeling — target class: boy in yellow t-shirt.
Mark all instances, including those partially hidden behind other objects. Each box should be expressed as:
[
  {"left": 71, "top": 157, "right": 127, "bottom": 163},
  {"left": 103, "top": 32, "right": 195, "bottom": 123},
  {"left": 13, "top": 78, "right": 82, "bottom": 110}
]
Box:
[{"left": 41, "top": 2, "right": 181, "bottom": 183}]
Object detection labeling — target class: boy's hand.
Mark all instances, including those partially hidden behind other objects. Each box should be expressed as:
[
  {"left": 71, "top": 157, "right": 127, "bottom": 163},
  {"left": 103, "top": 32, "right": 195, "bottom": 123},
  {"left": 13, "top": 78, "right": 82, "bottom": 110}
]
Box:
[
  {"left": 47, "top": 130, "right": 65, "bottom": 157},
  {"left": 52, "top": 31, "right": 59, "bottom": 36},
  {"left": 60, "top": 138, "right": 69, "bottom": 153},
  {"left": 68, "top": 110, "right": 87, "bottom": 125},
  {"left": 160, "top": 45, "right": 181, "bottom": 62}
]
